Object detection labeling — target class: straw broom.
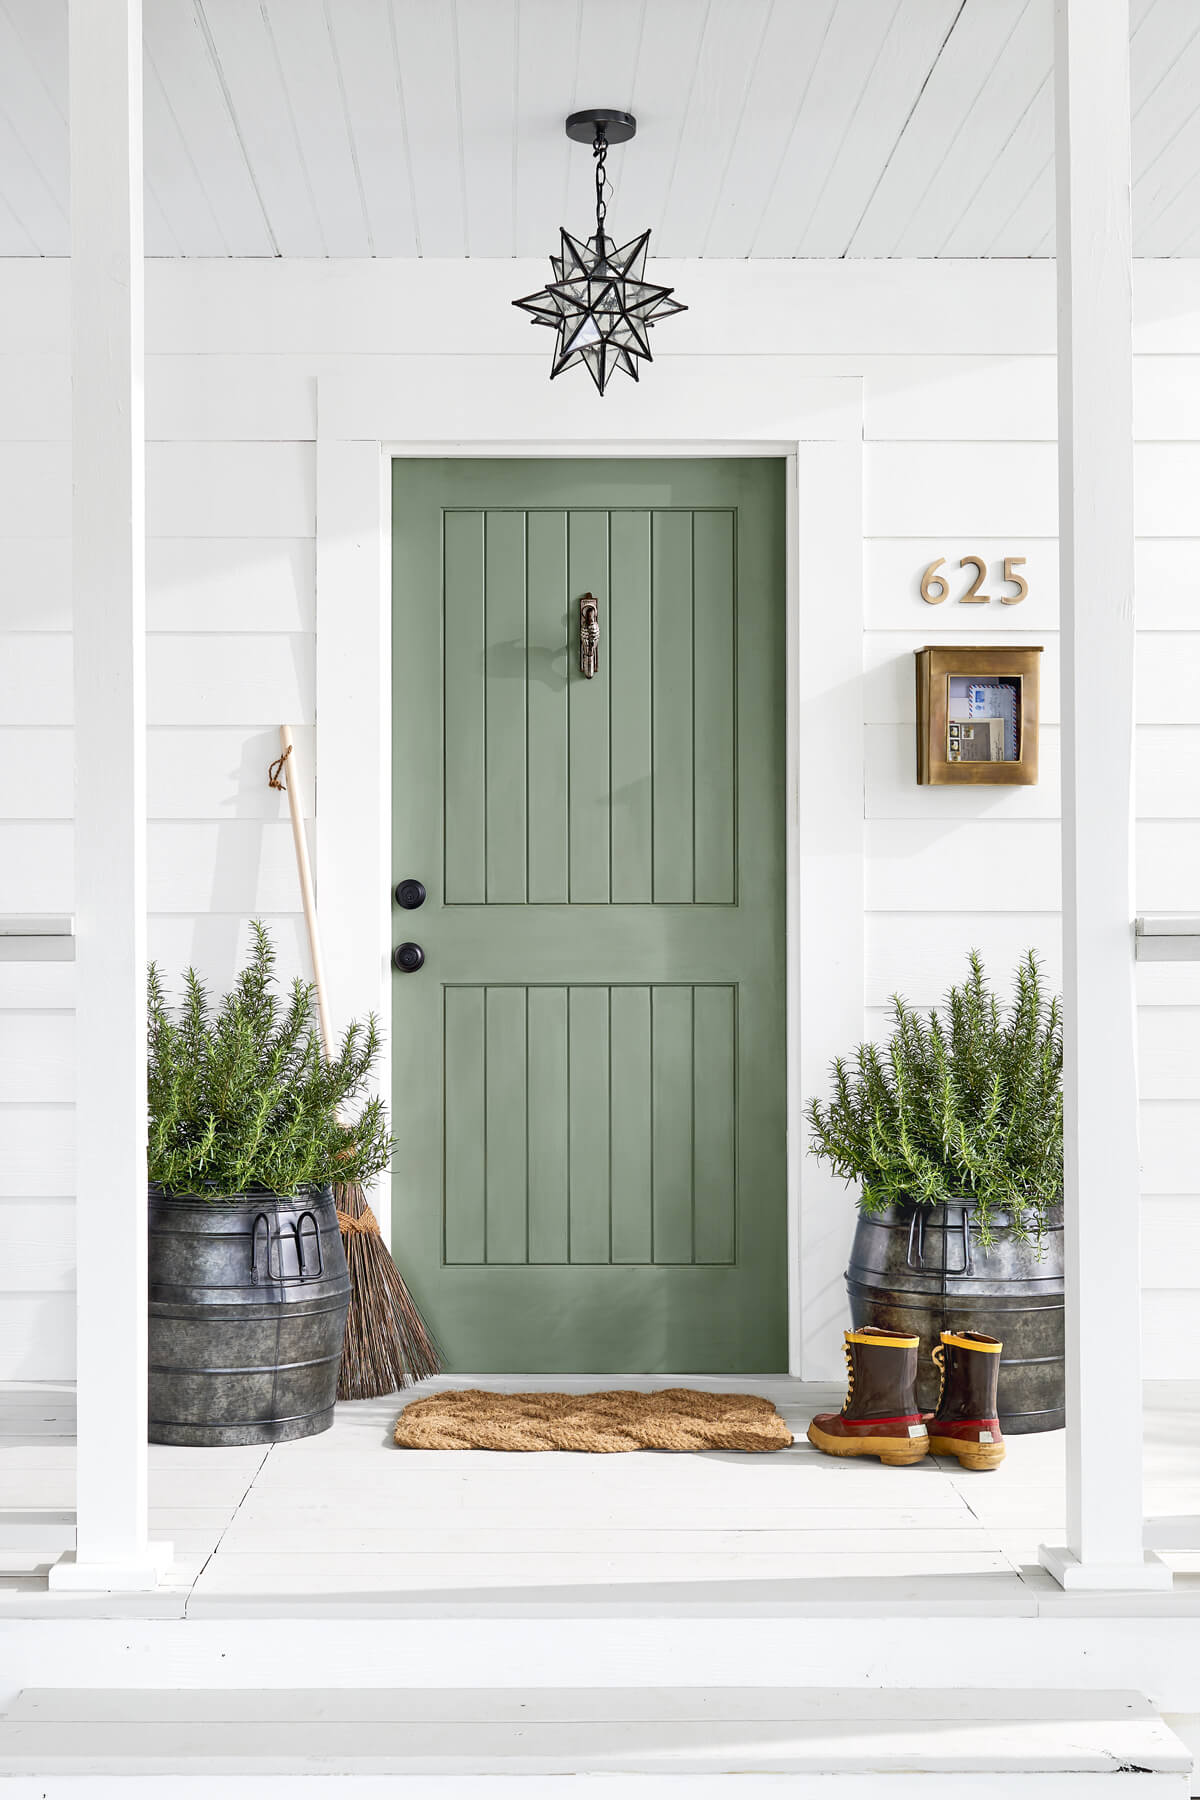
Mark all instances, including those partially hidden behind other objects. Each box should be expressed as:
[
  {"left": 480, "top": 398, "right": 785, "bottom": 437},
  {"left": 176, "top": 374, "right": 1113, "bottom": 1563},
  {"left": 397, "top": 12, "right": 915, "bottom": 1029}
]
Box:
[{"left": 270, "top": 725, "right": 441, "bottom": 1398}]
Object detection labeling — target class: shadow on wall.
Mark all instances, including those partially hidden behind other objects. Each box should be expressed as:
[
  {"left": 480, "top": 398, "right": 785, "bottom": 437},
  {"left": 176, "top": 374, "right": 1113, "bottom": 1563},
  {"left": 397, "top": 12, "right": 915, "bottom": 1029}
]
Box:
[
  {"left": 145, "top": 529, "right": 319, "bottom": 997},
  {"left": 147, "top": 724, "right": 315, "bottom": 998}
]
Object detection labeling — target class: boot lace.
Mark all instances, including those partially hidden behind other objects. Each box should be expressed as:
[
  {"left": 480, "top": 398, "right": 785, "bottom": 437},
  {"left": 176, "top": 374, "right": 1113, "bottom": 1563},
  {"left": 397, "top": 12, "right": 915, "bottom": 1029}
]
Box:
[
  {"left": 841, "top": 1340, "right": 855, "bottom": 1415},
  {"left": 931, "top": 1341, "right": 947, "bottom": 1415}
]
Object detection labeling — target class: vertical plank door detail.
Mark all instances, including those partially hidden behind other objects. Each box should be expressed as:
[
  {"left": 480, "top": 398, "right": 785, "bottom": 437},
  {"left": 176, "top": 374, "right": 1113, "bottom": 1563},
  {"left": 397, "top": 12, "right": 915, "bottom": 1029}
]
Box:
[
  {"left": 396, "top": 461, "right": 785, "bottom": 1372},
  {"left": 441, "top": 984, "right": 738, "bottom": 1267},
  {"left": 441, "top": 507, "right": 737, "bottom": 908}
]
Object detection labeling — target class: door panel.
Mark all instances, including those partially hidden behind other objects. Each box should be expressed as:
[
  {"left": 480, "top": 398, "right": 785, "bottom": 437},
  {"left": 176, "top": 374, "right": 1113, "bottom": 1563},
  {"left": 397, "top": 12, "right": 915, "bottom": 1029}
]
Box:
[
  {"left": 442, "top": 512, "right": 487, "bottom": 905},
  {"left": 526, "top": 511, "right": 570, "bottom": 905},
  {"left": 568, "top": 513, "right": 610, "bottom": 904},
  {"left": 609, "top": 512, "right": 653, "bottom": 903},
  {"left": 439, "top": 983, "right": 739, "bottom": 1271},
  {"left": 609, "top": 984, "right": 652, "bottom": 1262},
  {"left": 439, "top": 507, "right": 739, "bottom": 909},
  {"left": 393, "top": 459, "right": 786, "bottom": 1372},
  {"left": 693, "top": 511, "right": 737, "bottom": 904}
]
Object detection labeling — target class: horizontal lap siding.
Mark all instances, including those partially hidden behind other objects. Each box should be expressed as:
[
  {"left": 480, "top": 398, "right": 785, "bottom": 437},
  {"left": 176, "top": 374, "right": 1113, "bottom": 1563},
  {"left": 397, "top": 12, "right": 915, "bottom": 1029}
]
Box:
[
  {"left": 0, "top": 281, "right": 322, "bottom": 1381},
  {"left": 1, "top": 259, "right": 1199, "bottom": 1378},
  {"left": 863, "top": 330, "right": 1200, "bottom": 1378}
]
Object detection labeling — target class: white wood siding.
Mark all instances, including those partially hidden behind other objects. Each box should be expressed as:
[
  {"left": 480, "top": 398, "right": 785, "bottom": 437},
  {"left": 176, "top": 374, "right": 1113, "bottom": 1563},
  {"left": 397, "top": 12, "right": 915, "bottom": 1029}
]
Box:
[{"left": 2, "top": 257, "right": 1199, "bottom": 1379}]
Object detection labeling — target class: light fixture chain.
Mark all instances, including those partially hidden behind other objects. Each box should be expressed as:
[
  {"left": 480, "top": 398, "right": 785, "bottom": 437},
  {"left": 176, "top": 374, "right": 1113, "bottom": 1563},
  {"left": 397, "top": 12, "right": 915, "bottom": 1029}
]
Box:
[{"left": 593, "top": 128, "right": 608, "bottom": 239}]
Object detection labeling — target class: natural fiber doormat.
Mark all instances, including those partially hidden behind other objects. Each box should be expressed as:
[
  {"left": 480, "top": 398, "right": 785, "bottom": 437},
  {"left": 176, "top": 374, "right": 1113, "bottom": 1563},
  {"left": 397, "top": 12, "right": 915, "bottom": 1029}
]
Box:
[{"left": 393, "top": 1387, "right": 794, "bottom": 1453}]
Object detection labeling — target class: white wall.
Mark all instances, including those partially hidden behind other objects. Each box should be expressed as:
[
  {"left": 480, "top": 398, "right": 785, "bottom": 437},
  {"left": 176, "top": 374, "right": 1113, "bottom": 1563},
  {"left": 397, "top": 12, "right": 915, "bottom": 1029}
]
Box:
[{"left": 2, "top": 257, "right": 1199, "bottom": 1380}]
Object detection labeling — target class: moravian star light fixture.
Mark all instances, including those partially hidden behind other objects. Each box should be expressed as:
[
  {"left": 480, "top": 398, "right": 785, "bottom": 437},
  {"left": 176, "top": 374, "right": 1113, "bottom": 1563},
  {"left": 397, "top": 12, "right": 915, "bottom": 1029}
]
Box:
[{"left": 513, "top": 108, "right": 686, "bottom": 395}]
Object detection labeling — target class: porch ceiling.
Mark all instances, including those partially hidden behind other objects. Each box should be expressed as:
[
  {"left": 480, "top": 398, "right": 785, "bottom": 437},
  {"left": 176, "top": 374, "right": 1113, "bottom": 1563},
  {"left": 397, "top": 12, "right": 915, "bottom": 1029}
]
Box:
[{"left": 1, "top": 0, "right": 1198, "bottom": 262}]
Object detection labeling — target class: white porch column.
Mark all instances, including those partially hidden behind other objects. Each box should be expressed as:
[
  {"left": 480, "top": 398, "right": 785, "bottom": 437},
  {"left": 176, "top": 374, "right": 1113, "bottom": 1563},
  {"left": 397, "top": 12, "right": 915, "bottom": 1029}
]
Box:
[
  {"left": 50, "top": 0, "right": 169, "bottom": 1591},
  {"left": 1039, "top": 0, "right": 1168, "bottom": 1592}
]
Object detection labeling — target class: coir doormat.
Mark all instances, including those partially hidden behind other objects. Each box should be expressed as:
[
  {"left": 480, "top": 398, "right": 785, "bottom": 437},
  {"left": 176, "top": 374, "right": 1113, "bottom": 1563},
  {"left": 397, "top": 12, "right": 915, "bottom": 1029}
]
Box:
[{"left": 393, "top": 1387, "right": 794, "bottom": 1453}]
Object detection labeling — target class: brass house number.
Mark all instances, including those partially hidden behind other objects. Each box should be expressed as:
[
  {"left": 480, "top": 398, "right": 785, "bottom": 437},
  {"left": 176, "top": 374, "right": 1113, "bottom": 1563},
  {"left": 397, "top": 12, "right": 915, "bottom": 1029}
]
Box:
[{"left": 921, "top": 556, "right": 1028, "bottom": 605}]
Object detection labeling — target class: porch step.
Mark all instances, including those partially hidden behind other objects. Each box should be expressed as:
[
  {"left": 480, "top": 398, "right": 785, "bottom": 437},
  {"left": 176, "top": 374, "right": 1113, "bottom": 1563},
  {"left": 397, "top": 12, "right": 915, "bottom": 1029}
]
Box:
[{"left": 0, "top": 1687, "right": 1191, "bottom": 1795}]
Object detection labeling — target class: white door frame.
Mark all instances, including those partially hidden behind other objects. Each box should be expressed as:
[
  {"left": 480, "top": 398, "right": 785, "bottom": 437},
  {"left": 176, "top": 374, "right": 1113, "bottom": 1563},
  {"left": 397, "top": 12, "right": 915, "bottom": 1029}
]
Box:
[{"left": 314, "top": 364, "right": 864, "bottom": 1378}]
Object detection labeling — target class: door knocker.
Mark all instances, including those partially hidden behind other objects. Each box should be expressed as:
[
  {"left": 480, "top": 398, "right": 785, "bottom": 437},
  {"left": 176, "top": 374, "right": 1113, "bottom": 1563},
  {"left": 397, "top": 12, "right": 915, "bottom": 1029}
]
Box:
[{"left": 579, "top": 593, "right": 600, "bottom": 679}]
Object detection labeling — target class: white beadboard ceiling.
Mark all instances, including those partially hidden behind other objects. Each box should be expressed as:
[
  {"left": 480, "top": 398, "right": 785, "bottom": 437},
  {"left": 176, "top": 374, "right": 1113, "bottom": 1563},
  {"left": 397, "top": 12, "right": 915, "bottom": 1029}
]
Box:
[{"left": 0, "top": 0, "right": 1197, "bottom": 259}]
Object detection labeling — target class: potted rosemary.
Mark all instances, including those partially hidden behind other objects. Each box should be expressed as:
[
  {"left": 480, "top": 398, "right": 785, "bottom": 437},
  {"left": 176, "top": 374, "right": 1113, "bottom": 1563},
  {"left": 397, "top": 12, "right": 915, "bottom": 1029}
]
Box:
[
  {"left": 806, "top": 950, "right": 1065, "bottom": 1433},
  {"left": 146, "top": 922, "right": 391, "bottom": 1445}
]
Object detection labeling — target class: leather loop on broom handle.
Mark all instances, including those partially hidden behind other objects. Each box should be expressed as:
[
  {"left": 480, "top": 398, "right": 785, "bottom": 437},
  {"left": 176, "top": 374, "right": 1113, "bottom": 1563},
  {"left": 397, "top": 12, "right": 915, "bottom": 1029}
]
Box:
[{"left": 274, "top": 724, "right": 334, "bottom": 1062}]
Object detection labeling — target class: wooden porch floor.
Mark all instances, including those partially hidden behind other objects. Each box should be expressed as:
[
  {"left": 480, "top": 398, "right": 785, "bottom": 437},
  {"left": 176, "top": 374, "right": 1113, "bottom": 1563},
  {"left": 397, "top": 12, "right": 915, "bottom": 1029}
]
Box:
[{"left": 2, "top": 1376, "right": 1198, "bottom": 1620}]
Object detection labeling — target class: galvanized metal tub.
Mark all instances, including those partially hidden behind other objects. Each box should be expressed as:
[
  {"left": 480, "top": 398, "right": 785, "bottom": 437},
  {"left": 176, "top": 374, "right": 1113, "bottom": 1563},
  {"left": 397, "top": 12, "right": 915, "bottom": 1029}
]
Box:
[
  {"left": 845, "top": 1200, "right": 1064, "bottom": 1435},
  {"left": 148, "top": 1187, "right": 351, "bottom": 1447}
]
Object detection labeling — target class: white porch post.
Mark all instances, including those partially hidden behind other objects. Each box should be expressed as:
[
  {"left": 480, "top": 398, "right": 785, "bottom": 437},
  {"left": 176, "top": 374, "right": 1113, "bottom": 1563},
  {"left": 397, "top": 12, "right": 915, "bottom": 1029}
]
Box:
[
  {"left": 50, "top": 0, "right": 169, "bottom": 1591},
  {"left": 1039, "top": 0, "right": 1168, "bottom": 1592}
]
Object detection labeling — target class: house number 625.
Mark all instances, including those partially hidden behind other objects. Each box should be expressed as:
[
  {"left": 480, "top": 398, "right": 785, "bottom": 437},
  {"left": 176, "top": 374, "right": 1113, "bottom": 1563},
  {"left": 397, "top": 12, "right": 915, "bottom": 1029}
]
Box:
[{"left": 920, "top": 555, "right": 1028, "bottom": 605}]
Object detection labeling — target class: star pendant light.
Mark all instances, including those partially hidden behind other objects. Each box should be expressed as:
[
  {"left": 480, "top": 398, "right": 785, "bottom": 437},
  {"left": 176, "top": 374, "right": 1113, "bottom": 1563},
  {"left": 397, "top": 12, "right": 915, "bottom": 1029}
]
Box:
[{"left": 513, "top": 109, "right": 686, "bottom": 394}]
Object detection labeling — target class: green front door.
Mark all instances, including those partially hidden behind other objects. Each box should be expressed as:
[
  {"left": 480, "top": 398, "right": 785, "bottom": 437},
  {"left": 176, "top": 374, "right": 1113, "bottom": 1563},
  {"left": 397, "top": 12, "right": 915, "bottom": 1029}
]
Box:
[{"left": 391, "top": 459, "right": 786, "bottom": 1371}]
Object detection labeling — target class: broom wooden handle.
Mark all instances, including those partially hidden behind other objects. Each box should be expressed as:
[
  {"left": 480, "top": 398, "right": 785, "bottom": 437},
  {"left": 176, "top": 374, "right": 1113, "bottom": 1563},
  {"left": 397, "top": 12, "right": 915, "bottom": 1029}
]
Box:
[{"left": 276, "top": 724, "right": 334, "bottom": 1062}]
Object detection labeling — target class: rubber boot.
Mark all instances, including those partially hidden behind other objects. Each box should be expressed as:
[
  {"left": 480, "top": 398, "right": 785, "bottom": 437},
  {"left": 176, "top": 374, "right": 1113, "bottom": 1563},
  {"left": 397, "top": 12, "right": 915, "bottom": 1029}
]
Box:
[
  {"left": 806, "top": 1327, "right": 930, "bottom": 1466},
  {"left": 928, "top": 1330, "right": 1006, "bottom": 1471}
]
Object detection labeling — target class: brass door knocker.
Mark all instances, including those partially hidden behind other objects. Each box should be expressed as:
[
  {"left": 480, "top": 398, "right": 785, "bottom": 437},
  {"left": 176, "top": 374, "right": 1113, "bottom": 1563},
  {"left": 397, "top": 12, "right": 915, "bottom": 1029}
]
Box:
[{"left": 579, "top": 593, "right": 600, "bottom": 678}]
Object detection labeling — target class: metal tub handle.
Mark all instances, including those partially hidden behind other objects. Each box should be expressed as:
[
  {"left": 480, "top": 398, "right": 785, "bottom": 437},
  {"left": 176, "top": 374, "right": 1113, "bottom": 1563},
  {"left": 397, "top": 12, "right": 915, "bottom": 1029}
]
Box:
[
  {"left": 947, "top": 1206, "right": 972, "bottom": 1276},
  {"left": 296, "top": 1212, "right": 323, "bottom": 1281},
  {"left": 906, "top": 1209, "right": 926, "bottom": 1269},
  {"left": 250, "top": 1213, "right": 271, "bottom": 1286}
]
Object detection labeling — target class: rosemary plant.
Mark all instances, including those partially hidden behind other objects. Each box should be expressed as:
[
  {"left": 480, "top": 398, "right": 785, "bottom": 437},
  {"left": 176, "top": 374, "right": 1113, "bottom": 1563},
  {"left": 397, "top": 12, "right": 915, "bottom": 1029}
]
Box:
[
  {"left": 806, "top": 950, "right": 1063, "bottom": 1243},
  {"left": 147, "top": 920, "right": 391, "bottom": 1200}
]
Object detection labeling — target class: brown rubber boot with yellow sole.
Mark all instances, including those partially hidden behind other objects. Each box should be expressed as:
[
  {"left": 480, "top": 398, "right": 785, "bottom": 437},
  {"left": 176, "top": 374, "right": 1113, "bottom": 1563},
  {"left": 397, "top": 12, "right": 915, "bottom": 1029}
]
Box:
[
  {"left": 928, "top": 1330, "right": 1006, "bottom": 1472},
  {"left": 806, "top": 1328, "right": 930, "bottom": 1466}
]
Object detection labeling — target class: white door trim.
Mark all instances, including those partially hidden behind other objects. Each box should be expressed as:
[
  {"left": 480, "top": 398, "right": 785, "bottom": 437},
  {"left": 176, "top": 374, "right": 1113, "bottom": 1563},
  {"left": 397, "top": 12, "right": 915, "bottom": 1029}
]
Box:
[{"left": 314, "top": 365, "right": 864, "bottom": 1378}]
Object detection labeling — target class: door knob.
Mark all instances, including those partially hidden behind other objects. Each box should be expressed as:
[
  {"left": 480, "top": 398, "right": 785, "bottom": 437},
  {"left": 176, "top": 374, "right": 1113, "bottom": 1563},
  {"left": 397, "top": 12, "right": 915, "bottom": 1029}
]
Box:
[
  {"left": 394, "top": 878, "right": 426, "bottom": 910},
  {"left": 392, "top": 941, "right": 425, "bottom": 973}
]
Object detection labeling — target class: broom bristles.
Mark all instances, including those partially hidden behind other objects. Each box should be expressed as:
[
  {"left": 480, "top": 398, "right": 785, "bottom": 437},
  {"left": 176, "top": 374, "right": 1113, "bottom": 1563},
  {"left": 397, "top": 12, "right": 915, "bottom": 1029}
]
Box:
[{"left": 335, "top": 1181, "right": 442, "bottom": 1400}]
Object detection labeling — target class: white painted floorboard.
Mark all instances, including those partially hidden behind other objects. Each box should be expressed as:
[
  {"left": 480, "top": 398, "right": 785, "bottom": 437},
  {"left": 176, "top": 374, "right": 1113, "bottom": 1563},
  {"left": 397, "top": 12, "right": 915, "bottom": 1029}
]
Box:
[
  {"left": 0, "top": 1784, "right": 1186, "bottom": 1800},
  {"left": 0, "top": 1781, "right": 1188, "bottom": 1799},
  {"left": 0, "top": 1686, "right": 1189, "bottom": 1792},
  {"left": 0, "top": 1378, "right": 1198, "bottom": 1621}
]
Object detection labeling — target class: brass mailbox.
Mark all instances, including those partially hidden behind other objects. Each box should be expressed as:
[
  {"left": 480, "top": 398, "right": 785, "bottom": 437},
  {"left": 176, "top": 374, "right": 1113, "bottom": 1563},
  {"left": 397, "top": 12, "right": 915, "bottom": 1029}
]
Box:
[{"left": 915, "top": 645, "right": 1043, "bottom": 786}]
